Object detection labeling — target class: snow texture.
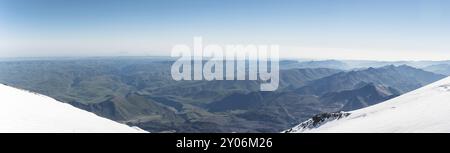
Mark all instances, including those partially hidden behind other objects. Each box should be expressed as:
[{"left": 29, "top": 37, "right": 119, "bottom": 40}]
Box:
[
  {"left": 0, "top": 84, "right": 146, "bottom": 133},
  {"left": 288, "top": 77, "right": 450, "bottom": 133}
]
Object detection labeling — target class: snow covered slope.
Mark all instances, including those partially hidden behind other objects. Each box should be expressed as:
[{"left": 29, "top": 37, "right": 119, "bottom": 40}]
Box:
[
  {"left": 0, "top": 84, "right": 146, "bottom": 133},
  {"left": 287, "top": 77, "right": 450, "bottom": 133}
]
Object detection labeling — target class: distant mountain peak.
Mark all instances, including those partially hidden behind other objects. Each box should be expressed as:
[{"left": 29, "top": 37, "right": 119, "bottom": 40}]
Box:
[{"left": 298, "top": 64, "right": 445, "bottom": 95}]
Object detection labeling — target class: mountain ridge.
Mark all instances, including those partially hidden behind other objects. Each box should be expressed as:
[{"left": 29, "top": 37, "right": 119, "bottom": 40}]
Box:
[
  {"left": 286, "top": 76, "right": 450, "bottom": 133},
  {"left": 0, "top": 83, "right": 146, "bottom": 133},
  {"left": 296, "top": 65, "right": 446, "bottom": 95}
]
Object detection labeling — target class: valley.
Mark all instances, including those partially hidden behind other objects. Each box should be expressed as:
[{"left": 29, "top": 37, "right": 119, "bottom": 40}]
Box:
[{"left": 0, "top": 57, "right": 447, "bottom": 132}]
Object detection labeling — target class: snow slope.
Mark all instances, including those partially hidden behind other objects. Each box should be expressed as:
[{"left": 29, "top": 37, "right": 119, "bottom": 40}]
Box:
[
  {"left": 287, "top": 76, "right": 450, "bottom": 133},
  {"left": 0, "top": 84, "right": 146, "bottom": 133}
]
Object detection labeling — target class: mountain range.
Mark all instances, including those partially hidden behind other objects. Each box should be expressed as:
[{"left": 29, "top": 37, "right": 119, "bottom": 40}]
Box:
[{"left": 0, "top": 58, "right": 446, "bottom": 132}]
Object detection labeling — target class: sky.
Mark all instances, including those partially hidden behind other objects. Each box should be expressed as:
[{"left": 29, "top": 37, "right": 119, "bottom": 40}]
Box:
[{"left": 0, "top": 0, "right": 449, "bottom": 60}]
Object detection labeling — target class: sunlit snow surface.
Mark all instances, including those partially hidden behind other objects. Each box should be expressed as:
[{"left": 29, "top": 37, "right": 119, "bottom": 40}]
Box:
[
  {"left": 0, "top": 84, "right": 146, "bottom": 133},
  {"left": 289, "top": 77, "right": 450, "bottom": 133}
]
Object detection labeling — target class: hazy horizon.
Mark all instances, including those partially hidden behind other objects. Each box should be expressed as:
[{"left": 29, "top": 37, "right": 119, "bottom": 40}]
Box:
[{"left": 1, "top": 0, "right": 449, "bottom": 61}]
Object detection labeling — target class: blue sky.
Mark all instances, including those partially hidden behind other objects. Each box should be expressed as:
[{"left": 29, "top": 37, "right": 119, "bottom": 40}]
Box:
[{"left": 0, "top": 0, "right": 449, "bottom": 60}]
